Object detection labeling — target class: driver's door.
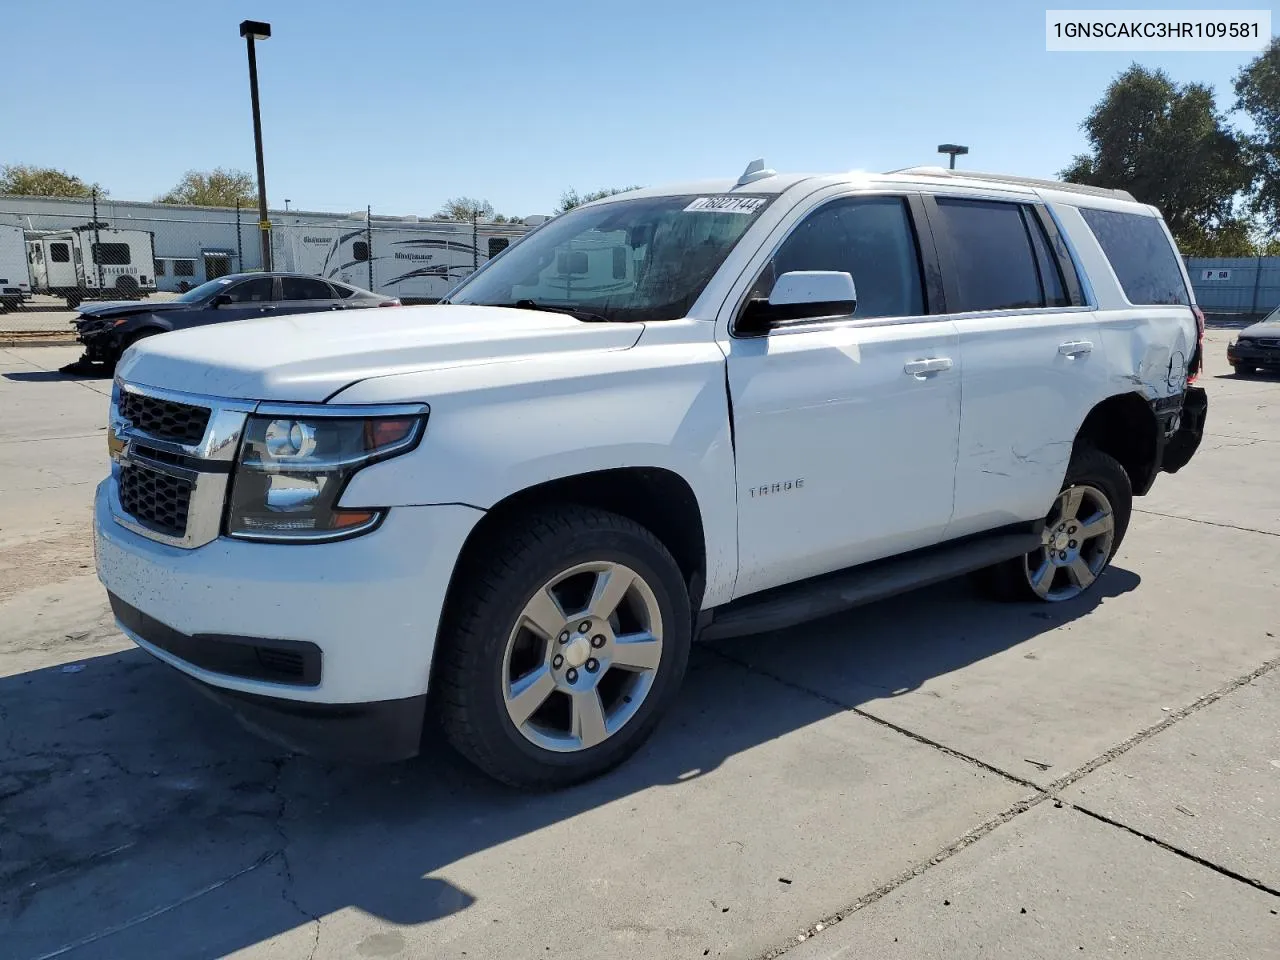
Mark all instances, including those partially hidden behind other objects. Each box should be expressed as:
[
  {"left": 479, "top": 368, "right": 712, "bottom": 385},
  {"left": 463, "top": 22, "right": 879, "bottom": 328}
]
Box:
[
  {"left": 724, "top": 194, "right": 962, "bottom": 598},
  {"left": 195, "top": 276, "right": 277, "bottom": 328}
]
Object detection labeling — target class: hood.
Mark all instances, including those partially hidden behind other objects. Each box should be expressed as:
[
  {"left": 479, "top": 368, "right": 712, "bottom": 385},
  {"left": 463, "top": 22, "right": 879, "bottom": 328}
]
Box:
[
  {"left": 115, "top": 304, "right": 645, "bottom": 402},
  {"left": 1238, "top": 318, "right": 1280, "bottom": 340},
  {"left": 77, "top": 300, "right": 192, "bottom": 321}
]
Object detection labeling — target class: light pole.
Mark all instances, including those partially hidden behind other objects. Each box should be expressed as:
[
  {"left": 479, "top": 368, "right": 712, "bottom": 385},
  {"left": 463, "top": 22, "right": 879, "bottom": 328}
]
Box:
[
  {"left": 240, "top": 19, "right": 273, "bottom": 271},
  {"left": 284, "top": 199, "right": 291, "bottom": 211},
  {"left": 937, "top": 143, "right": 969, "bottom": 170}
]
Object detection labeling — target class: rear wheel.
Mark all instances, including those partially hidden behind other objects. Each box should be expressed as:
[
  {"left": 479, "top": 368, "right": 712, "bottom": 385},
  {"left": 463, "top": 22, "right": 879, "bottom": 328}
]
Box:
[
  {"left": 986, "top": 447, "right": 1131, "bottom": 603},
  {"left": 1231, "top": 362, "right": 1255, "bottom": 376},
  {"left": 437, "top": 506, "right": 691, "bottom": 789}
]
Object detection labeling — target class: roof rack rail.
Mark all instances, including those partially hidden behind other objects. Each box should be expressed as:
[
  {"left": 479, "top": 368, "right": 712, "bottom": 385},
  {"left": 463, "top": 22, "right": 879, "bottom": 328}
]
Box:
[{"left": 885, "top": 166, "right": 1137, "bottom": 202}]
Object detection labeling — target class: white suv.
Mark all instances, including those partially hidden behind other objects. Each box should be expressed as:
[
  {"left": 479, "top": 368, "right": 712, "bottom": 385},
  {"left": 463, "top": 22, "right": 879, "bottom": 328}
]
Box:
[{"left": 95, "top": 162, "right": 1208, "bottom": 788}]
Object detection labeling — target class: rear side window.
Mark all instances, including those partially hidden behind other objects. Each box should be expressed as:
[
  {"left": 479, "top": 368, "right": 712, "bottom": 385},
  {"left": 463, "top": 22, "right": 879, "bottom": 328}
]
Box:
[
  {"left": 93, "top": 243, "right": 131, "bottom": 265},
  {"left": 933, "top": 199, "right": 1042, "bottom": 312},
  {"left": 281, "top": 276, "right": 334, "bottom": 300},
  {"left": 1078, "top": 207, "right": 1189, "bottom": 306},
  {"left": 331, "top": 283, "right": 358, "bottom": 299}
]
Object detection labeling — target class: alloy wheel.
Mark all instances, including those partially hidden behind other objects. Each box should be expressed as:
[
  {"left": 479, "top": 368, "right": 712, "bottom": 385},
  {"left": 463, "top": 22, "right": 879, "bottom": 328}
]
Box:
[
  {"left": 1023, "top": 483, "right": 1116, "bottom": 601},
  {"left": 501, "top": 561, "right": 663, "bottom": 752}
]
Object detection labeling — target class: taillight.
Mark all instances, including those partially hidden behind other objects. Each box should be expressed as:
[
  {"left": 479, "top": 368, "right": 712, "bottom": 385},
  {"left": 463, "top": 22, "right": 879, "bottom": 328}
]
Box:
[
  {"left": 1189, "top": 305, "right": 1205, "bottom": 383},
  {"left": 378, "top": 300, "right": 400, "bottom": 307}
]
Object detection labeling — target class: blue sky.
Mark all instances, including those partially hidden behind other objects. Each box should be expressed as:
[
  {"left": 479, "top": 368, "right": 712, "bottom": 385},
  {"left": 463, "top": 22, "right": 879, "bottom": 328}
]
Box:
[{"left": 4, "top": 0, "right": 1266, "bottom": 217}]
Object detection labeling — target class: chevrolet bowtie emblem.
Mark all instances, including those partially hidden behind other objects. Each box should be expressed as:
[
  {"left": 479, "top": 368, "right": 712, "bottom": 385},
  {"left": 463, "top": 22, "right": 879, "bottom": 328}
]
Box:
[{"left": 107, "top": 425, "right": 128, "bottom": 462}]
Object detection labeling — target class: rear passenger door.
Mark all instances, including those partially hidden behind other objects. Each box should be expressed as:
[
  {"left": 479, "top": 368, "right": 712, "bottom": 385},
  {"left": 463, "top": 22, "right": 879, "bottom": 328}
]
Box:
[
  {"left": 926, "top": 195, "right": 1107, "bottom": 537},
  {"left": 277, "top": 276, "right": 341, "bottom": 316}
]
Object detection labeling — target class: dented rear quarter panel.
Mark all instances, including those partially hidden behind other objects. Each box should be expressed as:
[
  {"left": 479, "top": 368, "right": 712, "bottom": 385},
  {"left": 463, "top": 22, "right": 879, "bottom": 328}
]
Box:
[{"left": 1051, "top": 201, "right": 1196, "bottom": 404}]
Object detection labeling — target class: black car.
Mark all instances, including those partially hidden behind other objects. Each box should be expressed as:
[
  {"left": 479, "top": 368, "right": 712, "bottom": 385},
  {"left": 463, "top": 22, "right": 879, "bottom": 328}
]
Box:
[
  {"left": 1227, "top": 304, "right": 1280, "bottom": 375},
  {"left": 70, "top": 272, "right": 400, "bottom": 369}
]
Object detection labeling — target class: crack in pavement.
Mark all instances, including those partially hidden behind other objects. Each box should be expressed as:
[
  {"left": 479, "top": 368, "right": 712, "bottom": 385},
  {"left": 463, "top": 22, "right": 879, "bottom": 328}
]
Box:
[
  {"left": 27, "top": 851, "right": 281, "bottom": 960},
  {"left": 1132, "top": 508, "right": 1279, "bottom": 538},
  {"left": 266, "top": 754, "right": 322, "bottom": 960},
  {"left": 736, "top": 651, "right": 1280, "bottom": 959},
  {"left": 1070, "top": 803, "right": 1280, "bottom": 899}
]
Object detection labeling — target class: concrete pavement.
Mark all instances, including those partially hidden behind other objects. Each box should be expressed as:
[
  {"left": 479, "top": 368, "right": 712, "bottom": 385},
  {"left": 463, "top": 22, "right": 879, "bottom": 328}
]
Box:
[{"left": 1, "top": 332, "right": 1277, "bottom": 960}]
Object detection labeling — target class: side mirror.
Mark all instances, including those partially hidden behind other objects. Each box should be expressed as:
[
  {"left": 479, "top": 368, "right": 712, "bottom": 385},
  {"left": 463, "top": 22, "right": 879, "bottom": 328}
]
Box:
[
  {"left": 738, "top": 271, "right": 857, "bottom": 335},
  {"left": 211, "top": 294, "right": 232, "bottom": 308}
]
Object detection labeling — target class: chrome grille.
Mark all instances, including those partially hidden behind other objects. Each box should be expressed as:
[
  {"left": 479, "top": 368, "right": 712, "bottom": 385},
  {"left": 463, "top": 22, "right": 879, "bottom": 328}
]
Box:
[
  {"left": 118, "top": 463, "right": 194, "bottom": 538},
  {"left": 118, "top": 392, "right": 211, "bottom": 445}
]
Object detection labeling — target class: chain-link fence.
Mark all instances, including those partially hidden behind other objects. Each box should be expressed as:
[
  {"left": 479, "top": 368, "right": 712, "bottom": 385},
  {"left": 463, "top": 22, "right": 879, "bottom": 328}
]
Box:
[{"left": 0, "top": 195, "right": 534, "bottom": 333}]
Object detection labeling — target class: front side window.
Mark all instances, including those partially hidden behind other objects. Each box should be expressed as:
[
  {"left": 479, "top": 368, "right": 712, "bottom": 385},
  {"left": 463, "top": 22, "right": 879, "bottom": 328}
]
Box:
[
  {"left": 93, "top": 242, "right": 131, "bottom": 265},
  {"left": 747, "top": 195, "right": 925, "bottom": 320},
  {"left": 1079, "top": 207, "right": 1190, "bottom": 306},
  {"left": 281, "top": 276, "right": 334, "bottom": 301},
  {"left": 449, "top": 194, "right": 774, "bottom": 322},
  {"left": 225, "top": 277, "right": 275, "bottom": 303},
  {"left": 50, "top": 243, "right": 70, "bottom": 263},
  {"left": 934, "top": 198, "right": 1043, "bottom": 312}
]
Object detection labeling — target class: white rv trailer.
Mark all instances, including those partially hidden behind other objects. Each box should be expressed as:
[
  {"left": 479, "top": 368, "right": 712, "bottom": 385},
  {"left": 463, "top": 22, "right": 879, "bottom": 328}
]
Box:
[
  {"left": 272, "top": 217, "right": 529, "bottom": 303},
  {"left": 26, "top": 226, "right": 157, "bottom": 307},
  {"left": 0, "top": 218, "right": 31, "bottom": 310}
]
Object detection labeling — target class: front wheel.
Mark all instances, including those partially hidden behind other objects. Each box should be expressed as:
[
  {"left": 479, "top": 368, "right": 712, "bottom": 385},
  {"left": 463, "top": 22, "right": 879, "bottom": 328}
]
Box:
[
  {"left": 986, "top": 447, "right": 1132, "bottom": 603},
  {"left": 436, "top": 507, "right": 691, "bottom": 789}
]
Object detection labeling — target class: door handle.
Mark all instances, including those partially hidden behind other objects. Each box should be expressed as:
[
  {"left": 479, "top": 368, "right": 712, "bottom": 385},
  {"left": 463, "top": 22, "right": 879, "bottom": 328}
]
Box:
[
  {"left": 904, "top": 357, "right": 953, "bottom": 377},
  {"left": 1058, "top": 340, "right": 1093, "bottom": 358}
]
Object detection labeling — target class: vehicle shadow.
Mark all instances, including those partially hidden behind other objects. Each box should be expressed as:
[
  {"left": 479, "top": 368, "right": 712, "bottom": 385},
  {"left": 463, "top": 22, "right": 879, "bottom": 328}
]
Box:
[
  {"left": 3, "top": 366, "right": 108, "bottom": 383},
  {"left": 0, "top": 567, "right": 1139, "bottom": 959}
]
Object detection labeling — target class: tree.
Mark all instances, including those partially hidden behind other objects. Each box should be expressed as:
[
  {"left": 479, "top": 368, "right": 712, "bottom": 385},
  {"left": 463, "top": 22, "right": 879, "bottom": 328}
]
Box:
[
  {"left": 1060, "top": 65, "right": 1251, "bottom": 253},
  {"left": 0, "top": 164, "right": 102, "bottom": 197},
  {"left": 157, "top": 168, "right": 256, "bottom": 207},
  {"left": 1234, "top": 37, "right": 1280, "bottom": 233},
  {"left": 435, "top": 196, "right": 494, "bottom": 222},
  {"left": 556, "top": 185, "right": 642, "bottom": 214}
]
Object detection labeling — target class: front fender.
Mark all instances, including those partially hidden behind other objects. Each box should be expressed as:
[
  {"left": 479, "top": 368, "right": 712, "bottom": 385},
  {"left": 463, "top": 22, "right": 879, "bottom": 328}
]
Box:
[{"left": 331, "top": 337, "right": 740, "bottom": 605}]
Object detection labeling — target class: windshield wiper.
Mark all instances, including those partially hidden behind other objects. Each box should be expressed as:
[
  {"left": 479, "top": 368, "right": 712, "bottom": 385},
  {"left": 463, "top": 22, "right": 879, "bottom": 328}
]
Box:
[{"left": 507, "top": 299, "right": 614, "bottom": 323}]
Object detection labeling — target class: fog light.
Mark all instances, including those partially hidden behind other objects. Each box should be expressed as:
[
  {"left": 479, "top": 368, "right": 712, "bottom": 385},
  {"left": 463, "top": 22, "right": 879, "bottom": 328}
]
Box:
[{"left": 264, "top": 419, "right": 317, "bottom": 459}]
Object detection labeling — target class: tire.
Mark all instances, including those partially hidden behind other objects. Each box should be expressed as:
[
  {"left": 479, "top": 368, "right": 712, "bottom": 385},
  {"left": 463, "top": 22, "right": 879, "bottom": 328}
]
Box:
[
  {"left": 110, "top": 328, "right": 161, "bottom": 368},
  {"left": 115, "top": 275, "right": 140, "bottom": 299},
  {"left": 436, "top": 506, "right": 692, "bottom": 789},
  {"left": 1231, "top": 363, "right": 1255, "bottom": 376},
  {"left": 985, "top": 446, "right": 1132, "bottom": 603}
]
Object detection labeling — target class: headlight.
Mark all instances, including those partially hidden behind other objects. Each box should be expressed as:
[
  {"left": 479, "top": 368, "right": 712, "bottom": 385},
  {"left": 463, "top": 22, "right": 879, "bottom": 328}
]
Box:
[{"left": 227, "top": 405, "right": 427, "bottom": 542}]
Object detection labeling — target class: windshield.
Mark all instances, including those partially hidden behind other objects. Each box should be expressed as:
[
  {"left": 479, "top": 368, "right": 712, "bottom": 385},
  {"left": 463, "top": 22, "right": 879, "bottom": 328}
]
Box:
[
  {"left": 448, "top": 194, "right": 773, "bottom": 322},
  {"left": 174, "top": 277, "right": 242, "bottom": 303}
]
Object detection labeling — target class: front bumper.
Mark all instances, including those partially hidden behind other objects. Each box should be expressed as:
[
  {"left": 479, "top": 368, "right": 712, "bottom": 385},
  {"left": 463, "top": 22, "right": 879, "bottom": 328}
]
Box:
[
  {"left": 74, "top": 322, "right": 123, "bottom": 362},
  {"left": 1227, "top": 339, "right": 1280, "bottom": 368},
  {"left": 95, "top": 481, "right": 483, "bottom": 756}
]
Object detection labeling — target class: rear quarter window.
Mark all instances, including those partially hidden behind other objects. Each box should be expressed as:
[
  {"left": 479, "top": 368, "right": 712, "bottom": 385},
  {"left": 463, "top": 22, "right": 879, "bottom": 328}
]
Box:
[{"left": 1078, "top": 207, "right": 1189, "bottom": 306}]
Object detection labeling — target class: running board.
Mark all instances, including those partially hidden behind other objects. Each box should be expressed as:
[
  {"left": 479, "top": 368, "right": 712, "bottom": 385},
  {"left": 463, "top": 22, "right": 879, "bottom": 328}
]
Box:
[{"left": 700, "top": 527, "right": 1042, "bottom": 641}]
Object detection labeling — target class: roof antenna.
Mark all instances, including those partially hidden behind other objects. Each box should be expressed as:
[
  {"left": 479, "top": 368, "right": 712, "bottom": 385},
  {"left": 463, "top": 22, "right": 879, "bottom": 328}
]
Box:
[{"left": 737, "top": 158, "right": 776, "bottom": 186}]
